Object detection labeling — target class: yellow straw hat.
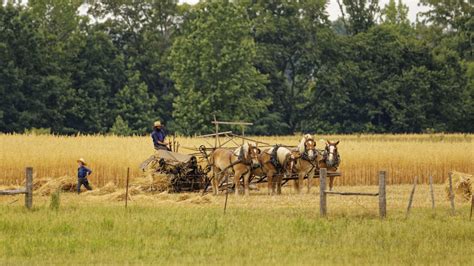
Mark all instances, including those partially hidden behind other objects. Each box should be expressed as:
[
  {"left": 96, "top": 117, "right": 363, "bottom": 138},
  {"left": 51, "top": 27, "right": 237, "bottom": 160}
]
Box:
[
  {"left": 154, "top": 121, "right": 162, "bottom": 127},
  {"left": 77, "top": 158, "right": 87, "bottom": 165}
]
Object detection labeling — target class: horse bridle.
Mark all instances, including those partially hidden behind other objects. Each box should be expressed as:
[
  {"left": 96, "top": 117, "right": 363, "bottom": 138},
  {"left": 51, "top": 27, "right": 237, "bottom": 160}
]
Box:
[
  {"left": 324, "top": 143, "right": 340, "bottom": 168},
  {"left": 238, "top": 145, "right": 261, "bottom": 168},
  {"left": 302, "top": 139, "right": 317, "bottom": 162}
]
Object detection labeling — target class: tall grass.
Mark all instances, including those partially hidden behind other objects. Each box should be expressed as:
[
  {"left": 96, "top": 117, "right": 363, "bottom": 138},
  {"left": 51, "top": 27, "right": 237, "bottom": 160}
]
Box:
[
  {"left": 0, "top": 134, "right": 472, "bottom": 186},
  {"left": 0, "top": 189, "right": 473, "bottom": 265}
]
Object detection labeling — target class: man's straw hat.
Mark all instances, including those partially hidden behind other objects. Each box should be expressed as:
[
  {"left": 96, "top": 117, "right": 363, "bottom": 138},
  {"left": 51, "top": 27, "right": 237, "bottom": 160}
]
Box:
[
  {"left": 77, "top": 158, "right": 87, "bottom": 165},
  {"left": 154, "top": 121, "right": 162, "bottom": 127}
]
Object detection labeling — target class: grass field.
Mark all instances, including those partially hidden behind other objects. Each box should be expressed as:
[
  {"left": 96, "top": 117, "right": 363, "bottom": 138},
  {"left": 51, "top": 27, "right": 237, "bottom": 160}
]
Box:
[
  {"left": 0, "top": 185, "right": 473, "bottom": 265},
  {"left": 1, "top": 134, "right": 472, "bottom": 187}
]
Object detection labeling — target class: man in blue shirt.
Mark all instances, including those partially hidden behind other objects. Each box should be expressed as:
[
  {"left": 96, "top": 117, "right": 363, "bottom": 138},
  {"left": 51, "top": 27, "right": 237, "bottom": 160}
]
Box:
[
  {"left": 77, "top": 158, "right": 92, "bottom": 194},
  {"left": 151, "top": 121, "right": 170, "bottom": 151}
]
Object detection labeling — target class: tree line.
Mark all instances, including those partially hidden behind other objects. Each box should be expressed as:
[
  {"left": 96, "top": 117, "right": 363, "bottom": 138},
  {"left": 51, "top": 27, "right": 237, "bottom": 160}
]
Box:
[{"left": 0, "top": 0, "right": 472, "bottom": 135}]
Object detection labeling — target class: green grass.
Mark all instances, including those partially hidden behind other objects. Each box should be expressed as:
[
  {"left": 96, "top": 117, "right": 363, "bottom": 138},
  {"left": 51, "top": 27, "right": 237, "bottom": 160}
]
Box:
[{"left": 0, "top": 196, "right": 473, "bottom": 265}]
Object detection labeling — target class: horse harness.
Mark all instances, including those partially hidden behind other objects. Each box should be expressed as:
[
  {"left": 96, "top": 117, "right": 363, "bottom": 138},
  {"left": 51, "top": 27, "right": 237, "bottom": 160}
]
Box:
[
  {"left": 270, "top": 145, "right": 282, "bottom": 171},
  {"left": 269, "top": 145, "right": 298, "bottom": 174},
  {"left": 322, "top": 145, "right": 341, "bottom": 168},
  {"left": 295, "top": 140, "right": 319, "bottom": 177}
]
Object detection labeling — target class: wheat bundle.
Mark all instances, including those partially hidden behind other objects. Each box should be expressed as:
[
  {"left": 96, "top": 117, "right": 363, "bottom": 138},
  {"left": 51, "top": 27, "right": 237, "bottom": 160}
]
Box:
[
  {"left": 84, "top": 182, "right": 117, "bottom": 196},
  {"left": 132, "top": 173, "right": 172, "bottom": 193},
  {"left": 31, "top": 177, "right": 52, "bottom": 191},
  {"left": 36, "top": 176, "right": 78, "bottom": 196},
  {"left": 187, "top": 194, "right": 213, "bottom": 204},
  {"left": 445, "top": 171, "right": 472, "bottom": 202},
  {"left": 107, "top": 187, "right": 142, "bottom": 201},
  {"left": 176, "top": 193, "right": 191, "bottom": 202}
]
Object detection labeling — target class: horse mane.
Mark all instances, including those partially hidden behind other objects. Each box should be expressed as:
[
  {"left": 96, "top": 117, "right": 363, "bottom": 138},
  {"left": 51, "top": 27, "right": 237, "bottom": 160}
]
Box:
[
  {"left": 298, "top": 134, "right": 313, "bottom": 153},
  {"left": 234, "top": 143, "right": 250, "bottom": 157}
]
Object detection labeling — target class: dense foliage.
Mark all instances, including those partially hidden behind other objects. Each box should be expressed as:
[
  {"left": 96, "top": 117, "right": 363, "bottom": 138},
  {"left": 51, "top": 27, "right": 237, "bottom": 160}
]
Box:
[{"left": 0, "top": 0, "right": 472, "bottom": 135}]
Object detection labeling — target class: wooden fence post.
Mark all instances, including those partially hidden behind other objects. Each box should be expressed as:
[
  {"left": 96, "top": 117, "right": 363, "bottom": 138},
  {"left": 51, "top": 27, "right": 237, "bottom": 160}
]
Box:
[
  {"left": 448, "top": 172, "right": 455, "bottom": 215},
  {"left": 406, "top": 176, "right": 418, "bottom": 218},
  {"left": 320, "top": 168, "right": 327, "bottom": 217},
  {"left": 25, "top": 167, "right": 33, "bottom": 209},
  {"left": 125, "top": 167, "right": 130, "bottom": 208},
  {"left": 469, "top": 195, "right": 473, "bottom": 221},
  {"left": 213, "top": 115, "right": 219, "bottom": 148},
  {"left": 429, "top": 175, "right": 435, "bottom": 210},
  {"left": 378, "top": 171, "right": 386, "bottom": 219}
]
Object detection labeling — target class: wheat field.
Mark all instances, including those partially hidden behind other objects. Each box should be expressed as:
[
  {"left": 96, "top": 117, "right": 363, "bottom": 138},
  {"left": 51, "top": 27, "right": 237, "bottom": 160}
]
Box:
[{"left": 0, "top": 134, "right": 472, "bottom": 187}]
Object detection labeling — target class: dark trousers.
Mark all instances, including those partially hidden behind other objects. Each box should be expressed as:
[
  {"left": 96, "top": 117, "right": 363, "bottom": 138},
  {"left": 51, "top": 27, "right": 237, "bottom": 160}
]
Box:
[
  {"left": 155, "top": 145, "right": 171, "bottom": 151},
  {"left": 77, "top": 178, "right": 92, "bottom": 194}
]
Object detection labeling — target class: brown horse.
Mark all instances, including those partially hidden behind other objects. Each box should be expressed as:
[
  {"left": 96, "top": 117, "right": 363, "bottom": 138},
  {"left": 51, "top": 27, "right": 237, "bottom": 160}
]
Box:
[
  {"left": 292, "top": 134, "right": 320, "bottom": 193},
  {"left": 253, "top": 145, "right": 296, "bottom": 195},
  {"left": 318, "top": 140, "right": 341, "bottom": 190},
  {"left": 208, "top": 143, "right": 261, "bottom": 196}
]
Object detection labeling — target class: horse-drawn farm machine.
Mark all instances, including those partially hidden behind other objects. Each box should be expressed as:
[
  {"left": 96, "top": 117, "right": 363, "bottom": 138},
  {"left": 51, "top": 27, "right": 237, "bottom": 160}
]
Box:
[{"left": 140, "top": 119, "right": 341, "bottom": 194}]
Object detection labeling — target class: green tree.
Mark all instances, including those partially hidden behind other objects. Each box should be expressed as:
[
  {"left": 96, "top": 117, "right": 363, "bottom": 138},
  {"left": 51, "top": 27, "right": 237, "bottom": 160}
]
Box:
[
  {"left": 301, "top": 25, "right": 470, "bottom": 133},
  {"left": 113, "top": 71, "right": 158, "bottom": 135},
  {"left": 67, "top": 26, "right": 126, "bottom": 134},
  {"left": 169, "top": 1, "right": 268, "bottom": 135},
  {"left": 337, "top": 0, "right": 380, "bottom": 34},
  {"left": 0, "top": 3, "right": 76, "bottom": 133},
  {"left": 89, "top": 0, "right": 181, "bottom": 124},
  {"left": 382, "top": 0, "right": 409, "bottom": 25},
  {"left": 239, "top": 0, "right": 330, "bottom": 134},
  {"left": 418, "top": 0, "right": 473, "bottom": 131},
  {"left": 109, "top": 115, "right": 132, "bottom": 136}
]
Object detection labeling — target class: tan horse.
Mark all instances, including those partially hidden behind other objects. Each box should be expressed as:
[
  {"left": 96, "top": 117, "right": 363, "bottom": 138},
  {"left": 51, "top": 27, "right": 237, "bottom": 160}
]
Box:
[
  {"left": 292, "top": 134, "right": 320, "bottom": 194},
  {"left": 318, "top": 140, "right": 341, "bottom": 190},
  {"left": 253, "top": 145, "right": 296, "bottom": 195},
  {"left": 208, "top": 143, "right": 261, "bottom": 196}
]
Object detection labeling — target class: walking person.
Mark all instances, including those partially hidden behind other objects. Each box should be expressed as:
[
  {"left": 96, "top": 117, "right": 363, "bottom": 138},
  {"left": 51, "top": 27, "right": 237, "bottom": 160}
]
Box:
[
  {"left": 77, "top": 158, "right": 93, "bottom": 194},
  {"left": 151, "top": 121, "right": 171, "bottom": 151}
]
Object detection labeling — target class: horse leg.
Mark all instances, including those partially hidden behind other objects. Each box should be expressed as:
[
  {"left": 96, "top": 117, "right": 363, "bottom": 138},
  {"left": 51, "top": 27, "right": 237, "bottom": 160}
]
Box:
[
  {"left": 243, "top": 171, "right": 251, "bottom": 197},
  {"left": 234, "top": 171, "right": 240, "bottom": 196},
  {"left": 297, "top": 173, "right": 305, "bottom": 194},
  {"left": 307, "top": 170, "right": 315, "bottom": 194},
  {"left": 267, "top": 173, "right": 273, "bottom": 195},
  {"left": 267, "top": 169, "right": 277, "bottom": 195},
  {"left": 329, "top": 176, "right": 334, "bottom": 191},
  {"left": 293, "top": 179, "right": 299, "bottom": 194},
  {"left": 211, "top": 168, "right": 218, "bottom": 195},
  {"left": 276, "top": 173, "right": 283, "bottom": 195}
]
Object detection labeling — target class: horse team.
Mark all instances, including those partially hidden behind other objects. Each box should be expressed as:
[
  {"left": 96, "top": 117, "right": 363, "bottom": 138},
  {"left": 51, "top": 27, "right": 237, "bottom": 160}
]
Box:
[{"left": 208, "top": 134, "right": 341, "bottom": 196}]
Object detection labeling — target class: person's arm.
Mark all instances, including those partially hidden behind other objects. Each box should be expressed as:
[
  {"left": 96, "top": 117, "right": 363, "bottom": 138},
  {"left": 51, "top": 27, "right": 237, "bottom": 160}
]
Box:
[
  {"left": 85, "top": 167, "right": 92, "bottom": 176},
  {"left": 156, "top": 132, "right": 169, "bottom": 146},
  {"left": 151, "top": 132, "right": 166, "bottom": 145}
]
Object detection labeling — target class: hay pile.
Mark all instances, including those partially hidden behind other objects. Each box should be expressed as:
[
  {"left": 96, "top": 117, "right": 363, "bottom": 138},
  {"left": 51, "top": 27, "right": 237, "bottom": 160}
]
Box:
[
  {"left": 186, "top": 194, "right": 213, "bottom": 204},
  {"left": 36, "top": 176, "right": 78, "bottom": 196},
  {"left": 445, "top": 171, "right": 472, "bottom": 202},
  {"left": 84, "top": 182, "right": 117, "bottom": 196},
  {"left": 31, "top": 177, "right": 52, "bottom": 190},
  {"left": 27, "top": 171, "right": 195, "bottom": 203},
  {"left": 107, "top": 187, "right": 142, "bottom": 201},
  {"left": 131, "top": 173, "right": 172, "bottom": 193},
  {"left": 81, "top": 174, "right": 172, "bottom": 201}
]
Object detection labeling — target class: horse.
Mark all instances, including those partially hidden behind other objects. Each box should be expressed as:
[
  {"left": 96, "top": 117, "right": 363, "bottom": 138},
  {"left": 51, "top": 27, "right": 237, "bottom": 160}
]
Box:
[
  {"left": 292, "top": 134, "right": 320, "bottom": 193},
  {"left": 253, "top": 145, "right": 297, "bottom": 195},
  {"left": 318, "top": 140, "right": 341, "bottom": 190},
  {"left": 208, "top": 143, "right": 261, "bottom": 196}
]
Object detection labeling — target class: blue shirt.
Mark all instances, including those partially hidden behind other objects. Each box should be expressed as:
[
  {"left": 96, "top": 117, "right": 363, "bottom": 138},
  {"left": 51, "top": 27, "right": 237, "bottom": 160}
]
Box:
[
  {"left": 151, "top": 129, "right": 166, "bottom": 149},
  {"left": 78, "top": 166, "right": 92, "bottom": 179}
]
